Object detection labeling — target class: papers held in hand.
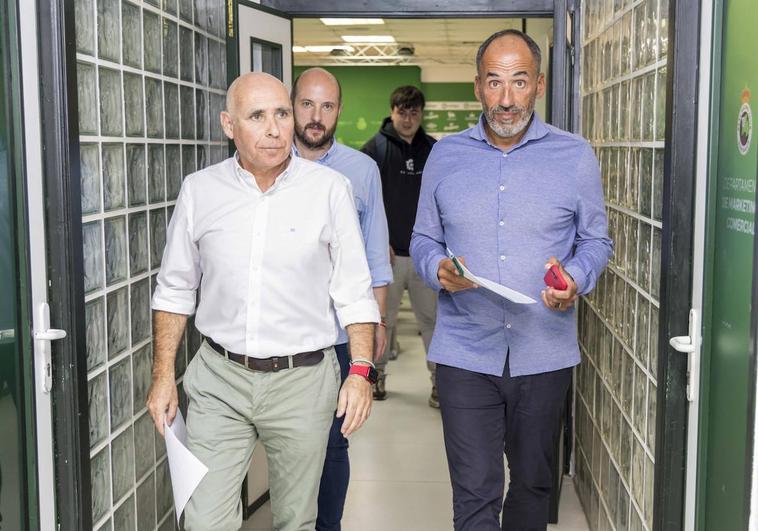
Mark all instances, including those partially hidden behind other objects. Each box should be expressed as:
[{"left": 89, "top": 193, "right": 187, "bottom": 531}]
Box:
[
  {"left": 446, "top": 248, "right": 537, "bottom": 304},
  {"left": 164, "top": 410, "right": 209, "bottom": 524}
]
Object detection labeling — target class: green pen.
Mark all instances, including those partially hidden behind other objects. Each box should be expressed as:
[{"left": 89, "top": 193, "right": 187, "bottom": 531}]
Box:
[{"left": 446, "top": 248, "right": 465, "bottom": 276}]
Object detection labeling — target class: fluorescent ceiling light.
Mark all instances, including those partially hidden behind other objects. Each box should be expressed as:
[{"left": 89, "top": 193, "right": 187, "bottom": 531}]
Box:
[
  {"left": 320, "top": 18, "right": 384, "bottom": 26},
  {"left": 293, "top": 45, "right": 355, "bottom": 53},
  {"left": 341, "top": 35, "right": 396, "bottom": 43}
]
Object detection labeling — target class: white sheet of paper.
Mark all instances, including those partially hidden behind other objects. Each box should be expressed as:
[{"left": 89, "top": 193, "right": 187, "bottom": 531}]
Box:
[
  {"left": 164, "top": 410, "right": 209, "bottom": 524},
  {"left": 446, "top": 248, "right": 537, "bottom": 304}
]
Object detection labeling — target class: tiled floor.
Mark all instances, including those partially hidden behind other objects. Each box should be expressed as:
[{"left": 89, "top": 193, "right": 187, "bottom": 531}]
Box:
[{"left": 241, "top": 299, "right": 590, "bottom": 531}]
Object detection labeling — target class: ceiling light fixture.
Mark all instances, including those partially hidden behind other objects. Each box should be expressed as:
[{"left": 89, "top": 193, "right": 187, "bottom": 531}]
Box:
[
  {"left": 292, "top": 45, "right": 355, "bottom": 53},
  {"left": 341, "top": 35, "right": 396, "bottom": 43},
  {"left": 320, "top": 18, "right": 384, "bottom": 26}
]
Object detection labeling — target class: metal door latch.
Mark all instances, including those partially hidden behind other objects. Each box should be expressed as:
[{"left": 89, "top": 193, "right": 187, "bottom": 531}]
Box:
[
  {"left": 33, "top": 302, "right": 67, "bottom": 393},
  {"left": 669, "top": 309, "right": 701, "bottom": 402}
]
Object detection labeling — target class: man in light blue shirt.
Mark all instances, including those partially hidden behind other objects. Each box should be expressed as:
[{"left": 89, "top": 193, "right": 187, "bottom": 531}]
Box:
[
  {"left": 292, "top": 67, "right": 392, "bottom": 531},
  {"left": 411, "top": 31, "right": 612, "bottom": 531}
]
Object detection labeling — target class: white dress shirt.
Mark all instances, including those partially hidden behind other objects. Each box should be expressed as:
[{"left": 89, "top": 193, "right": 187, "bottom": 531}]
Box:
[{"left": 151, "top": 155, "right": 379, "bottom": 358}]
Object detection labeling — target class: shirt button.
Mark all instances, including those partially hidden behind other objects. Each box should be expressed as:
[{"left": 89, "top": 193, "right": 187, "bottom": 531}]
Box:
[
  {"left": 499, "top": 220, "right": 504, "bottom": 226},
  {"left": 500, "top": 255, "right": 506, "bottom": 261},
  {"left": 502, "top": 152, "right": 508, "bottom": 158},
  {"left": 499, "top": 185, "right": 505, "bottom": 191},
  {"left": 506, "top": 323, "right": 512, "bottom": 329}
]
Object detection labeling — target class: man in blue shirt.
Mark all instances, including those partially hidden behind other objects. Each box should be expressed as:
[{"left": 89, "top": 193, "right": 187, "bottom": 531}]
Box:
[
  {"left": 292, "top": 67, "right": 392, "bottom": 531},
  {"left": 411, "top": 30, "right": 612, "bottom": 531}
]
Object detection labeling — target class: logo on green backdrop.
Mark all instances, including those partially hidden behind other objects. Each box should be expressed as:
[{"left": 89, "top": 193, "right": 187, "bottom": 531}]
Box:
[
  {"left": 738, "top": 87, "right": 752, "bottom": 156},
  {"left": 356, "top": 117, "right": 367, "bottom": 131}
]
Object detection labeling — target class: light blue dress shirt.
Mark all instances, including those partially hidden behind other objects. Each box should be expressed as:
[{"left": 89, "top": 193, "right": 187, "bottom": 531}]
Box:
[
  {"left": 411, "top": 114, "right": 613, "bottom": 377},
  {"left": 294, "top": 140, "right": 392, "bottom": 345}
]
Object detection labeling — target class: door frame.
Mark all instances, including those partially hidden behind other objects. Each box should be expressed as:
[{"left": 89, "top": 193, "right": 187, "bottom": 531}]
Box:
[
  {"left": 16, "top": 0, "right": 63, "bottom": 528},
  {"left": 683, "top": 0, "right": 717, "bottom": 529},
  {"left": 35, "top": 0, "right": 92, "bottom": 529}
]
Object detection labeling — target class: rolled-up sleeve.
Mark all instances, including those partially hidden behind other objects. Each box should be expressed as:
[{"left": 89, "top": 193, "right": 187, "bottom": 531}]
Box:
[
  {"left": 151, "top": 181, "right": 201, "bottom": 315},
  {"left": 361, "top": 162, "right": 393, "bottom": 287},
  {"left": 329, "top": 182, "right": 381, "bottom": 327},
  {"left": 410, "top": 145, "right": 447, "bottom": 291},
  {"left": 564, "top": 145, "right": 614, "bottom": 295}
]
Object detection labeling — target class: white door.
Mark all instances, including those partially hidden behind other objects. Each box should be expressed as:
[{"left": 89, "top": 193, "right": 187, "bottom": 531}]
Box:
[
  {"left": 237, "top": 2, "right": 293, "bottom": 88},
  {"left": 678, "top": 1, "right": 714, "bottom": 529},
  {"left": 18, "top": 0, "right": 59, "bottom": 528}
]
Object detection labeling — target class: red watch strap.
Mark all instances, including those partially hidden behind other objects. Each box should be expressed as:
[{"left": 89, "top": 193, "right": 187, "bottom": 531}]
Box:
[{"left": 348, "top": 364, "right": 372, "bottom": 380}]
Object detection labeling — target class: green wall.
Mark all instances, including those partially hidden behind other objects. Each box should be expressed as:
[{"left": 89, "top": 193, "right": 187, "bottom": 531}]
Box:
[
  {"left": 293, "top": 66, "right": 479, "bottom": 147},
  {"left": 420, "top": 82, "right": 479, "bottom": 139}
]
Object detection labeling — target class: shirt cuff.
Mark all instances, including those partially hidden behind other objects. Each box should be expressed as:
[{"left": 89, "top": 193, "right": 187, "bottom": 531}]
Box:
[
  {"left": 563, "top": 263, "right": 588, "bottom": 296},
  {"left": 369, "top": 265, "right": 393, "bottom": 288},
  {"left": 151, "top": 288, "right": 196, "bottom": 316},
  {"left": 336, "top": 298, "right": 381, "bottom": 328}
]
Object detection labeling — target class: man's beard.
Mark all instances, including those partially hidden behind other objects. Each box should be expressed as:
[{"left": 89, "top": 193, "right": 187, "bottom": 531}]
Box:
[
  {"left": 481, "top": 92, "right": 537, "bottom": 139},
  {"left": 295, "top": 121, "right": 337, "bottom": 149}
]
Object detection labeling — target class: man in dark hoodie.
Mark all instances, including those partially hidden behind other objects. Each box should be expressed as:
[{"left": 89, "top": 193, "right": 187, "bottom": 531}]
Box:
[{"left": 361, "top": 85, "right": 439, "bottom": 407}]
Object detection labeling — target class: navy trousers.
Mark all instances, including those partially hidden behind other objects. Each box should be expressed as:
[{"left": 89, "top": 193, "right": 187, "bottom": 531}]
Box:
[
  {"left": 436, "top": 359, "right": 571, "bottom": 531},
  {"left": 316, "top": 343, "right": 351, "bottom": 531}
]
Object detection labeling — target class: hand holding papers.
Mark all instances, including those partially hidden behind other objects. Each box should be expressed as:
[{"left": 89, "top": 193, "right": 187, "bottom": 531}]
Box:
[
  {"left": 164, "top": 410, "right": 209, "bottom": 524},
  {"left": 446, "top": 248, "right": 537, "bottom": 304}
]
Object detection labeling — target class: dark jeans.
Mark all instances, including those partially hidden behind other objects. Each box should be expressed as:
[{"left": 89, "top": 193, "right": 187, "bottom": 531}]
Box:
[
  {"left": 436, "top": 359, "right": 572, "bottom": 531},
  {"left": 316, "top": 342, "right": 350, "bottom": 531}
]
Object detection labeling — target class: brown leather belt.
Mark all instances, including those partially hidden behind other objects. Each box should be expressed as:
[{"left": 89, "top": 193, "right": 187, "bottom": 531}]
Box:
[{"left": 204, "top": 338, "right": 324, "bottom": 372}]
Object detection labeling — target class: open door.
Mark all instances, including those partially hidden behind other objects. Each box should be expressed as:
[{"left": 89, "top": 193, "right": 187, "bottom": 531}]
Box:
[
  {"left": 228, "top": 1, "right": 293, "bottom": 88},
  {"left": 692, "top": 1, "right": 758, "bottom": 529}
]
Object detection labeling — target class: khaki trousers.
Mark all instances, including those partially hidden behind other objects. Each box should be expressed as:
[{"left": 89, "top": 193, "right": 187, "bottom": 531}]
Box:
[
  {"left": 379, "top": 255, "right": 437, "bottom": 382},
  {"left": 183, "top": 341, "right": 340, "bottom": 531}
]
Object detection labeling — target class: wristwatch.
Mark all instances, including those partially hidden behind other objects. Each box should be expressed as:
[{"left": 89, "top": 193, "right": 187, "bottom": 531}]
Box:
[{"left": 348, "top": 363, "right": 378, "bottom": 384}]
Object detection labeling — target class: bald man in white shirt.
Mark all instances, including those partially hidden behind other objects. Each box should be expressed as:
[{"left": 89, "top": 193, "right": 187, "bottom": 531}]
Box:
[{"left": 146, "top": 72, "right": 380, "bottom": 531}]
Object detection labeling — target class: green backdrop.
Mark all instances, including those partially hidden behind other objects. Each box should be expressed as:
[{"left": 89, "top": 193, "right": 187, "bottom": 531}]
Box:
[{"left": 293, "top": 66, "right": 479, "bottom": 148}]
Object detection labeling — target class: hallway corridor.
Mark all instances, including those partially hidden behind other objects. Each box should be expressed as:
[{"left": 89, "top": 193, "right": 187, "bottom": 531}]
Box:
[{"left": 242, "top": 298, "right": 590, "bottom": 531}]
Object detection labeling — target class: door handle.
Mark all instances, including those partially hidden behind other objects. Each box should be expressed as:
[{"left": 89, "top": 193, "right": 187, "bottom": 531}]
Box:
[
  {"left": 34, "top": 303, "right": 67, "bottom": 393},
  {"left": 669, "top": 309, "right": 701, "bottom": 402},
  {"left": 34, "top": 329, "right": 66, "bottom": 341},
  {"left": 0, "top": 329, "right": 14, "bottom": 341},
  {"left": 669, "top": 335, "right": 697, "bottom": 353}
]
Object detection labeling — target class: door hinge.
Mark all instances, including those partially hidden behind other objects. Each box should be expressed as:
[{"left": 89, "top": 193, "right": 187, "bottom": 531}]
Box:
[
  {"left": 34, "top": 302, "right": 67, "bottom": 393},
  {"left": 669, "top": 308, "right": 701, "bottom": 402}
]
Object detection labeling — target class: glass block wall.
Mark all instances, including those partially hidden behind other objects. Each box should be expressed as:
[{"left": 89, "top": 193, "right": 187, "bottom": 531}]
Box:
[
  {"left": 75, "top": 0, "right": 228, "bottom": 528},
  {"left": 575, "top": 1, "right": 668, "bottom": 530}
]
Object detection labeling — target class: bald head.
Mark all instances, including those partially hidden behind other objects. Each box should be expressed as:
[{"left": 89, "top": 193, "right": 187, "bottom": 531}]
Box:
[
  {"left": 220, "top": 71, "right": 294, "bottom": 176},
  {"left": 292, "top": 68, "right": 342, "bottom": 104},
  {"left": 226, "top": 72, "right": 289, "bottom": 117},
  {"left": 291, "top": 68, "right": 343, "bottom": 153}
]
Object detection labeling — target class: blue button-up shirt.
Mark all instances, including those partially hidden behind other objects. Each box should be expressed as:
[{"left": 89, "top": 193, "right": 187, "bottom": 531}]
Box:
[
  {"left": 411, "top": 114, "right": 612, "bottom": 377},
  {"left": 294, "top": 140, "right": 392, "bottom": 344}
]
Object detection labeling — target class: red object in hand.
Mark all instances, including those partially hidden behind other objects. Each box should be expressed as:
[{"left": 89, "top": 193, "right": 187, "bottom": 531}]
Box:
[{"left": 544, "top": 264, "right": 568, "bottom": 291}]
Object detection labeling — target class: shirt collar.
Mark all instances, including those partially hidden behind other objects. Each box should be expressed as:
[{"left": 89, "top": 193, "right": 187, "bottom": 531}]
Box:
[
  {"left": 233, "top": 151, "right": 295, "bottom": 191},
  {"left": 469, "top": 112, "right": 550, "bottom": 152},
  {"left": 291, "top": 139, "right": 339, "bottom": 164}
]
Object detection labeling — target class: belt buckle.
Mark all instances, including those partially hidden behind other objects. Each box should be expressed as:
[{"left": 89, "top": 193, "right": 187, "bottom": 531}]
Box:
[{"left": 271, "top": 356, "right": 281, "bottom": 372}]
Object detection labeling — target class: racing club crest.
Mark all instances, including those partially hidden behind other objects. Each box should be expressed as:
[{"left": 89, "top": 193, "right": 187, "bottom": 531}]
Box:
[{"left": 738, "top": 87, "right": 752, "bottom": 156}]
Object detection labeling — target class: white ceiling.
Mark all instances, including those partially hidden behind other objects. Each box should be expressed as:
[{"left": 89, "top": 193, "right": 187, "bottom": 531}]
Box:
[{"left": 293, "top": 18, "right": 535, "bottom": 67}]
